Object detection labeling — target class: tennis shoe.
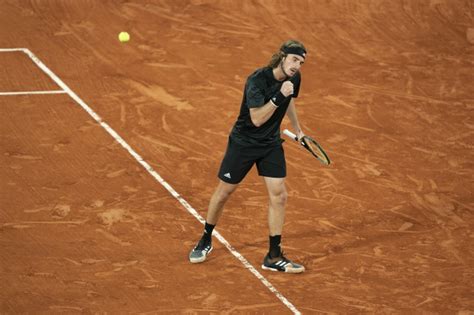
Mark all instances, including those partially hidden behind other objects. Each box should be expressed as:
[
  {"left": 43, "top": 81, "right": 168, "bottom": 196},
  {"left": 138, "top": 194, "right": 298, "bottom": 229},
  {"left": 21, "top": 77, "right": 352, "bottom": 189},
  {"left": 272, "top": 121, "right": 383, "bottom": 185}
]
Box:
[
  {"left": 189, "top": 237, "right": 213, "bottom": 264},
  {"left": 261, "top": 252, "right": 305, "bottom": 273}
]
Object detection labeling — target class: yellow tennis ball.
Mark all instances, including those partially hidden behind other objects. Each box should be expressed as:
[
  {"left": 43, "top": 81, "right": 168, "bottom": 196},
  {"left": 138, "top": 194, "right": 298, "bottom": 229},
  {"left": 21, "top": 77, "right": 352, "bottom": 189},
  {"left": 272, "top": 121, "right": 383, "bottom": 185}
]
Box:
[{"left": 118, "top": 32, "right": 130, "bottom": 43}]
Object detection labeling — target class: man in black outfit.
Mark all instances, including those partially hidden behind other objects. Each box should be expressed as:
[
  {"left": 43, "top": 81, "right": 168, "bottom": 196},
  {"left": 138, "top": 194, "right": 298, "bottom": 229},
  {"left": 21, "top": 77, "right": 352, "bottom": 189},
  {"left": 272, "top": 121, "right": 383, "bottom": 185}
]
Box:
[{"left": 189, "top": 40, "right": 307, "bottom": 273}]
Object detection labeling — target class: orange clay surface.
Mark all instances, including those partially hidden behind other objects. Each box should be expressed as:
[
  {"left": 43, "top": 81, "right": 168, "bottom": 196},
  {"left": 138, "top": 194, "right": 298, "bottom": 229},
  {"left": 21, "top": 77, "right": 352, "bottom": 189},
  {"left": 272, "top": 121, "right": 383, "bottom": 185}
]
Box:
[{"left": 1, "top": 1, "right": 473, "bottom": 313}]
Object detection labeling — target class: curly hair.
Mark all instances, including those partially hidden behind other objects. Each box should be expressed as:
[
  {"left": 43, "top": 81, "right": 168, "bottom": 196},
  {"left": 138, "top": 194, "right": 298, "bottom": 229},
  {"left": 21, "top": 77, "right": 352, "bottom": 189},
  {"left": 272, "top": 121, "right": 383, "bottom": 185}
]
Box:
[{"left": 267, "top": 40, "right": 307, "bottom": 68}]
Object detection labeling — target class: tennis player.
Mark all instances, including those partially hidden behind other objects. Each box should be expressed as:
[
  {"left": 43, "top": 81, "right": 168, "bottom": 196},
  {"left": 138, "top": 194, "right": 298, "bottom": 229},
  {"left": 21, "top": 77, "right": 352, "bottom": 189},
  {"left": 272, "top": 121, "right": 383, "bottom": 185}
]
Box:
[{"left": 189, "top": 40, "right": 307, "bottom": 273}]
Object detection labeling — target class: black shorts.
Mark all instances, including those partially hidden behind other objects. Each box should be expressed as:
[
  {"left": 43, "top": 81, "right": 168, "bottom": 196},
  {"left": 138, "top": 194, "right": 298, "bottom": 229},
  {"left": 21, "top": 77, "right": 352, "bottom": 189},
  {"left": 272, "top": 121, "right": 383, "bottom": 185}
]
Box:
[{"left": 218, "top": 136, "right": 286, "bottom": 184}]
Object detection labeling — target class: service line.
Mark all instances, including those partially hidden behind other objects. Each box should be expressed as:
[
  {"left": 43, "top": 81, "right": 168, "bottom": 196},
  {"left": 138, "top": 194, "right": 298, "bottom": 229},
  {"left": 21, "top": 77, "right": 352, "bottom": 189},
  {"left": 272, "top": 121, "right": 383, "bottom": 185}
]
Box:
[{"left": 0, "top": 90, "right": 66, "bottom": 96}]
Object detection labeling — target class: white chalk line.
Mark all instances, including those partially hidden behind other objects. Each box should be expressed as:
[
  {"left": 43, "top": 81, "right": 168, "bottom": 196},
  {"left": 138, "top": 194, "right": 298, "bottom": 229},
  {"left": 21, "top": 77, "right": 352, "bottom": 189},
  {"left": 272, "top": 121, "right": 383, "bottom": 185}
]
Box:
[
  {"left": 0, "top": 90, "right": 66, "bottom": 96},
  {"left": 0, "top": 48, "right": 301, "bottom": 315},
  {"left": 0, "top": 48, "right": 26, "bottom": 52}
]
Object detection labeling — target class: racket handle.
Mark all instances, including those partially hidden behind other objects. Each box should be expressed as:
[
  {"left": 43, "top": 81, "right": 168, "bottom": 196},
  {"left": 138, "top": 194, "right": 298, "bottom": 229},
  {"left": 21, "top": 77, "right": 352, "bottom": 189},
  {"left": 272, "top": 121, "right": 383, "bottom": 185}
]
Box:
[{"left": 283, "top": 129, "right": 298, "bottom": 141}]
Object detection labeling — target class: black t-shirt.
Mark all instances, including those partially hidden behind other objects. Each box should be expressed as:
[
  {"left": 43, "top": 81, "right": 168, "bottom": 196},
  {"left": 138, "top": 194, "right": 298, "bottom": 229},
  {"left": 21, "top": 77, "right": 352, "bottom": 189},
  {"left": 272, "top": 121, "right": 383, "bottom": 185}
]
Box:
[{"left": 230, "top": 67, "right": 301, "bottom": 146}]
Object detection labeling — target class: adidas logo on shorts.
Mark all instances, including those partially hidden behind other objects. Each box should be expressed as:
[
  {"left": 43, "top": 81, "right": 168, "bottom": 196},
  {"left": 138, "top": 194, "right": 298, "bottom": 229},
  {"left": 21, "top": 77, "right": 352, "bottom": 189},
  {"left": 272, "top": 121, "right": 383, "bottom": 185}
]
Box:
[{"left": 224, "top": 173, "right": 231, "bottom": 179}]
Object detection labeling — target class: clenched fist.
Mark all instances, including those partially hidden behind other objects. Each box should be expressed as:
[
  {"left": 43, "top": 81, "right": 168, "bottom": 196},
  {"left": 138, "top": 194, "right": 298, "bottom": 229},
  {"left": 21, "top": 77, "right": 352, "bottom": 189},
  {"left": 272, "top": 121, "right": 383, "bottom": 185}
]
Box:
[{"left": 280, "top": 81, "right": 294, "bottom": 97}]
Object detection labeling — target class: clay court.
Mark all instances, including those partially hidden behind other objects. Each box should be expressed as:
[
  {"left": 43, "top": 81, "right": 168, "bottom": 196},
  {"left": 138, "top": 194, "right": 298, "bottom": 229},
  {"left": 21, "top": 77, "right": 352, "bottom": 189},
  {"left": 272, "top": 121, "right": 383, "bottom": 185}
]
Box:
[{"left": 1, "top": 0, "right": 473, "bottom": 313}]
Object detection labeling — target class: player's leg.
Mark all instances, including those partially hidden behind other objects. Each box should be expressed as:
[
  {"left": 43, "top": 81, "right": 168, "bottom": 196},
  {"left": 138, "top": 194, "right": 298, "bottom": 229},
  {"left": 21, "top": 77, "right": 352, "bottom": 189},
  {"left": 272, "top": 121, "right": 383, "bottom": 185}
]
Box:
[
  {"left": 257, "top": 145, "right": 305, "bottom": 273},
  {"left": 189, "top": 180, "right": 238, "bottom": 264},
  {"left": 256, "top": 145, "right": 288, "bottom": 242},
  {"left": 263, "top": 176, "right": 287, "bottom": 261},
  {"left": 261, "top": 176, "right": 304, "bottom": 273},
  {"left": 206, "top": 180, "right": 239, "bottom": 225},
  {"left": 264, "top": 176, "right": 287, "bottom": 239},
  {"left": 189, "top": 136, "right": 254, "bottom": 263}
]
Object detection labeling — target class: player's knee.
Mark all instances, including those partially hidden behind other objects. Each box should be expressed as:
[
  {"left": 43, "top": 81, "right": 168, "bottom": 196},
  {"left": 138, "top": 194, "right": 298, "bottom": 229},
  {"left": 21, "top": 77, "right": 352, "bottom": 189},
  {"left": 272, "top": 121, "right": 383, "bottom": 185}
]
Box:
[
  {"left": 215, "top": 184, "right": 237, "bottom": 202},
  {"left": 270, "top": 189, "right": 287, "bottom": 206},
  {"left": 217, "top": 190, "right": 232, "bottom": 202}
]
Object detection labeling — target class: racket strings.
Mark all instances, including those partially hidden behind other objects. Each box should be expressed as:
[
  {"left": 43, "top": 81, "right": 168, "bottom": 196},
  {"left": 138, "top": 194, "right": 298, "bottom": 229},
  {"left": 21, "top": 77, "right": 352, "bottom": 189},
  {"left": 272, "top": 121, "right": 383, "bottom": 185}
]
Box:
[{"left": 304, "top": 138, "right": 330, "bottom": 165}]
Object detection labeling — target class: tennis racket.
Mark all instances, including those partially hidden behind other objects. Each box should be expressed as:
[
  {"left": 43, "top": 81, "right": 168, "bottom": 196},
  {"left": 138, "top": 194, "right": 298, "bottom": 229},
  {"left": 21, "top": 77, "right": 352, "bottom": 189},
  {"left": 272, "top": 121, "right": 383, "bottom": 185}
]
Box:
[{"left": 283, "top": 129, "right": 331, "bottom": 165}]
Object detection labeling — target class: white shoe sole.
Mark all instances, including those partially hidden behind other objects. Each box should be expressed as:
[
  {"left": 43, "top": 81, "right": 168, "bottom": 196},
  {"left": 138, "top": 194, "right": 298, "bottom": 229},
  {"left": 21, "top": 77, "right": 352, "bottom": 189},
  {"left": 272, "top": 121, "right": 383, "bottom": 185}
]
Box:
[{"left": 261, "top": 264, "right": 305, "bottom": 273}]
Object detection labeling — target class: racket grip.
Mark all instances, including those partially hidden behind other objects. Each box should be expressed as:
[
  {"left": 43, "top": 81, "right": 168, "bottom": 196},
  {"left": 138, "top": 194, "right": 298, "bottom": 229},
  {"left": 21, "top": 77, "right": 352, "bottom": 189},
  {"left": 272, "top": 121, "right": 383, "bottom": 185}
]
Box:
[{"left": 283, "top": 129, "right": 298, "bottom": 141}]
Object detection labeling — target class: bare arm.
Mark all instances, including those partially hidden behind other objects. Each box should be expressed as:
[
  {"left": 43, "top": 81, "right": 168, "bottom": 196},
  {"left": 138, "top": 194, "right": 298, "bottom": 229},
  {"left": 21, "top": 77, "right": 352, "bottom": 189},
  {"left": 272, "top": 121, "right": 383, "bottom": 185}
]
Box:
[
  {"left": 249, "top": 101, "right": 278, "bottom": 127},
  {"left": 286, "top": 98, "right": 304, "bottom": 140},
  {"left": 249, "top": 81, "right": 294, "bottom": 127}
]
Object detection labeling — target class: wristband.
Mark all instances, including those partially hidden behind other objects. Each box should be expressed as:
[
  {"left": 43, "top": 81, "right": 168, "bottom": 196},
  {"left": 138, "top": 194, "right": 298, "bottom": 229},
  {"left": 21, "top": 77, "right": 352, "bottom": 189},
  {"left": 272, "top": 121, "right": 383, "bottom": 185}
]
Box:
[{"left": 271, "top": 91, "right": 287, "bottom": 107}]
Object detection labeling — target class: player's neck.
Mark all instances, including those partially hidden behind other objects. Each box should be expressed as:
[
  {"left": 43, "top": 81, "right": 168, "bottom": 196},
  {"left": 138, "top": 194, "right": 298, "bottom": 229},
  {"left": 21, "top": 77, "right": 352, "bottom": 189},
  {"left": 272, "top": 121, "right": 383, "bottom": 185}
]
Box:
[{"left": 272, "top": 67, "right": 287, "bottom": 82}]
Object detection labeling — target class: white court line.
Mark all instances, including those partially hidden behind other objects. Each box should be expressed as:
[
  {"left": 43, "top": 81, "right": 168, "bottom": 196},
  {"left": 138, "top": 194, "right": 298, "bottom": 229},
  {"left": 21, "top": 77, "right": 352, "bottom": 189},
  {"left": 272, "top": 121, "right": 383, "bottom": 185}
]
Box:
[
  {"left": 0, "top": 48, "right": 26, "bottom": 52},
  {"left": 0, "top": 48, "right": 301, "bottom": 315},
  {"left": 0, "top": 90, "right": 66, "bottom": 96}
]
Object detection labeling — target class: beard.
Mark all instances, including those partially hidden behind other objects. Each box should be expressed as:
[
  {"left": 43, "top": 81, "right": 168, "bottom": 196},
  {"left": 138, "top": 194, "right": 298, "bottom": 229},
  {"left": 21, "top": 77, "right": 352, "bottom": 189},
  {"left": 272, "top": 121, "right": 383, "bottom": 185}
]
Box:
[{"left": 280, "top": 61, "right": 297, "bottom": 78}]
